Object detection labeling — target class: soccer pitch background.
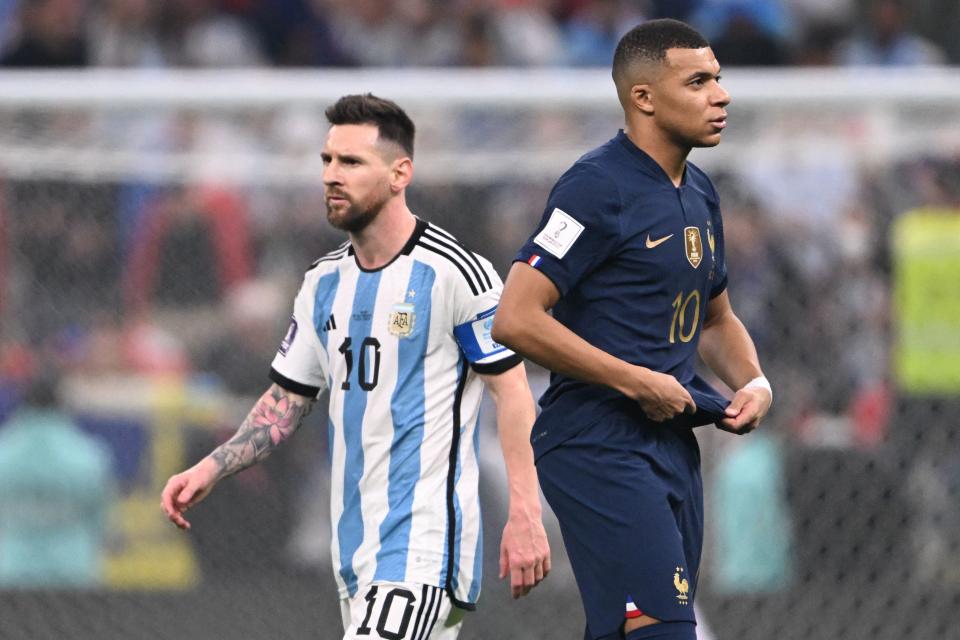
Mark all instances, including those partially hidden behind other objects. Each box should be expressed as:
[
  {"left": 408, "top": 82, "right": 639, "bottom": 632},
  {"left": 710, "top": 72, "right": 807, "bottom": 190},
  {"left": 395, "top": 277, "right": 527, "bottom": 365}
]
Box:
[{"left": 0, "top": 68, "right": 958, "bottom": 639}]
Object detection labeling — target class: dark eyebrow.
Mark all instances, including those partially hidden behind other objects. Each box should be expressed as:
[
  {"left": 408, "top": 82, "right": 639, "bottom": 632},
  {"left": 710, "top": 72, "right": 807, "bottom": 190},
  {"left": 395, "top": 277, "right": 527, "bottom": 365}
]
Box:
[
  {"left": 321, "top": 152, "right": 364, "bottom": 163},
  {"left": 686, "top": 71, "right": 718, "bottom": 82}
]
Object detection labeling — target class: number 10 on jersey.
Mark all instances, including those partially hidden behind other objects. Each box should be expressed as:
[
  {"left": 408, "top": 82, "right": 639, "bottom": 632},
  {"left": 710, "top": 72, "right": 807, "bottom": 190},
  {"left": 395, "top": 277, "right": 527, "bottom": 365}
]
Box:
[
  {"left": 338, "top": 336, "right": 382, "bottom": 391},
  {"left": 669, "top": 290, "right": 701, "bottom": 344}
]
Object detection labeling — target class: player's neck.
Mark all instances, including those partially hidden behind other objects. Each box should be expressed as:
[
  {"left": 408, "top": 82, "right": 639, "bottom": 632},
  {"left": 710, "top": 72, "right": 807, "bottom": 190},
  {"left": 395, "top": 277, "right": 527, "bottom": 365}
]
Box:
[
  {"left": 349, "top": 200, "right": 417, "bottom": 270},
  {"left": 624, "top": 126, "right": 690, "bottom": 188}
]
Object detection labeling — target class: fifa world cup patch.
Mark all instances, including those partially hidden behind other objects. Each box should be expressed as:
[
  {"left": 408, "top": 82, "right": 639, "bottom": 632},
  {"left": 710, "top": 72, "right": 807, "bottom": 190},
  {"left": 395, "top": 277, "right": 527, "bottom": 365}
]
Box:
[
  {"left": 388, "top": 303, "right": 415, "bottom": 337},
  {"left": 534, "top": 208, "right": 585, "bottom": 259},
  {"left": 279, "top": 317, "right": 298, "bottom": 355}
]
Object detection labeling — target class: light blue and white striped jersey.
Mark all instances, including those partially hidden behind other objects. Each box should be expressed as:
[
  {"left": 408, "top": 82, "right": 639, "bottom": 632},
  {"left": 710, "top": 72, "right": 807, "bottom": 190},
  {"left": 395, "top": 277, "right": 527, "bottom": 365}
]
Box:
[{"left": 269, "top": 218, "right": 520, "bottom": 609}]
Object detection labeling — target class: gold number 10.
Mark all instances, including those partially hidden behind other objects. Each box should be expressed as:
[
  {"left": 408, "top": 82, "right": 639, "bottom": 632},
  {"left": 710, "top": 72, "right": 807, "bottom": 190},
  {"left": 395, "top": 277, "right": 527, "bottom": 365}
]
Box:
[{"left": 669, "top": 290, "right": 701, "bottom": 344}]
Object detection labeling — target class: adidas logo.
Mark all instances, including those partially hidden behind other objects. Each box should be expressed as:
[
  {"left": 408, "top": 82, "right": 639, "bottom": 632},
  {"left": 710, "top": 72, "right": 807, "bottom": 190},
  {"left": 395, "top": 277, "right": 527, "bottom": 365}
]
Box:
[{"left": 322, "top": 314, "right": 337, "bottom": 332}]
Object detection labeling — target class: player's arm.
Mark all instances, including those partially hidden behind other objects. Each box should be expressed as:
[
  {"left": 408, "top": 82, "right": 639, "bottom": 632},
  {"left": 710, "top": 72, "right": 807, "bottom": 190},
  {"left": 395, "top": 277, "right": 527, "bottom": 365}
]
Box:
[
  {"left": 160, "top": 383, "right": 313, "bottom": 530},
  {"left": 491, "top": 263, "right": 695, "bottom": 421},
  {"left": 479, "top": 362, "right": 551, "bottom": 599},
  {"left": 698, "top": 290, "right": 771, "bottom": 433}
]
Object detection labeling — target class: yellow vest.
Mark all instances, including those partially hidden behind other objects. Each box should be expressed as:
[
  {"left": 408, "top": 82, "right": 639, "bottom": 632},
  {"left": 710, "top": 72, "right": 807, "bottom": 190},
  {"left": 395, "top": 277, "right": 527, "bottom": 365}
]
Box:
[{"left": 892, "top": 209, "right": 960, "bottom": 393}]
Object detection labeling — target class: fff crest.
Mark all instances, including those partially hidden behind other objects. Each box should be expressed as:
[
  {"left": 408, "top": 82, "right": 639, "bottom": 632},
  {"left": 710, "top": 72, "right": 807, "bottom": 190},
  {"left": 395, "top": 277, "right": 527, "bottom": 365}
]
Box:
[
  {"left": 388, "top": 302, "right": 415, "bottom": 337},
  {"left": 684, "top": 226, "right": 703, "bottom": 269}
]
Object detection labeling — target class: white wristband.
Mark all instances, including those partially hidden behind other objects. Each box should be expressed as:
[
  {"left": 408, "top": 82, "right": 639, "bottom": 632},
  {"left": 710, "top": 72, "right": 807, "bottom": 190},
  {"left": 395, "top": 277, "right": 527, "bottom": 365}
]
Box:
[{"left": 743, "top": 375, "right": 772, "bottom": 401}]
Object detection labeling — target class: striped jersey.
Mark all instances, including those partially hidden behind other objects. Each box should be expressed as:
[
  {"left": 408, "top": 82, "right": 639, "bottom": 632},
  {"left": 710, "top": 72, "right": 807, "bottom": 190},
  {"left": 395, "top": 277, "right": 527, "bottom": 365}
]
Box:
[{"left": 269, "top": 218, "right": 521, "bottom": 608}]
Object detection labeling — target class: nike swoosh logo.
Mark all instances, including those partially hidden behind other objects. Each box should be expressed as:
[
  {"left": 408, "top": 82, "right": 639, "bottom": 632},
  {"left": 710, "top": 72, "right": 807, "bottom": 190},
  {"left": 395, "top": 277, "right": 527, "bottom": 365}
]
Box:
[{"left": 646, "top": 233, "right": 674, "bottom": 249}]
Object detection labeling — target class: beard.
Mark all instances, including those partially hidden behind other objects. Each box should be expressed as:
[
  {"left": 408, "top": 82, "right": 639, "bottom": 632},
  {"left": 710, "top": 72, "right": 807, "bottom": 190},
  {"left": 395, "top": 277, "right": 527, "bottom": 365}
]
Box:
[{"left": 325, "top": 192, "right": 388, "bottom": 234}]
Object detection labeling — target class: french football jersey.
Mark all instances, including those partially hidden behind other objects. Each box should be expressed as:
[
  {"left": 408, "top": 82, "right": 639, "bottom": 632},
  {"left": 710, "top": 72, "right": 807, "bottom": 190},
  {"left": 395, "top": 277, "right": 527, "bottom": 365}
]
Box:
[
  {"left": 515, "top": 130, "right": 732, "bottom": 458},
  {"left": 270, "top": 218, "right": 520, "bottom": 608}
]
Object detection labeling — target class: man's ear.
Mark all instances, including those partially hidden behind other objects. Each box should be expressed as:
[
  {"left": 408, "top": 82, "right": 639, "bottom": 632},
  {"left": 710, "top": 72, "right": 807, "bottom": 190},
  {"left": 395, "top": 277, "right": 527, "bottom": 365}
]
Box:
[
  {"left": 631, "top": 83, "right": 654, "bottom": 115},
  {"left": 390, "top": 157, "right": 413, "bottom": 192}
]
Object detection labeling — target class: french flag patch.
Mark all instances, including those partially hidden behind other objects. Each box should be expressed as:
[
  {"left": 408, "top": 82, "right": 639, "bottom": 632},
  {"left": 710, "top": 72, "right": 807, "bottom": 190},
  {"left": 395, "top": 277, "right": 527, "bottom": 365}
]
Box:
[
  {"left": 527, "top": 254, "right": 542, "bottom": 267},
  {"left": 625, "top": 595, "right": 643, "bottom": 619}
]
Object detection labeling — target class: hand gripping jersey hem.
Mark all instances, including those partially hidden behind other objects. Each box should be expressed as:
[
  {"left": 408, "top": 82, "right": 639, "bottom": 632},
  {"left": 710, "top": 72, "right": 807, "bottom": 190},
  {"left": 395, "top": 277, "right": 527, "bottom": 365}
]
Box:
[
  {"left": 268, "top": 367, "right": 321, "bottom": 398},
  {"left": 471, "top": 353, "right": 522, "bottom": 375}
]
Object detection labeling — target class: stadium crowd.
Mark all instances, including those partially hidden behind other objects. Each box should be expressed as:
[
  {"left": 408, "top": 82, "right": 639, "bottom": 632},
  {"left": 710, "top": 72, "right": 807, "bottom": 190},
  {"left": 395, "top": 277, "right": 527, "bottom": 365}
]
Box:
[{"left": 0, "top": 0, "right": 955, "bottom": 69}]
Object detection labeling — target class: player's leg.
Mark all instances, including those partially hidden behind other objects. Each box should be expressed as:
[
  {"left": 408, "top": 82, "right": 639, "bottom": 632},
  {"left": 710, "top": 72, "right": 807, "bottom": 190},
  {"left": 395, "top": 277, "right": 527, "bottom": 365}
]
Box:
[
  {"left": 341, "top": 581, "right": 463, "bottom": 640},
  {"left": 538, "top": 417, "right": 700, "bottom": 640}
]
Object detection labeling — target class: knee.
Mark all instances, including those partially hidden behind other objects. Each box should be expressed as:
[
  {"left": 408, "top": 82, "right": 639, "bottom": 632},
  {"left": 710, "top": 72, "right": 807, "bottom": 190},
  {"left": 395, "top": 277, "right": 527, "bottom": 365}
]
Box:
[{"left": 623, "top": 619, "right": 696, "bottom": 640}]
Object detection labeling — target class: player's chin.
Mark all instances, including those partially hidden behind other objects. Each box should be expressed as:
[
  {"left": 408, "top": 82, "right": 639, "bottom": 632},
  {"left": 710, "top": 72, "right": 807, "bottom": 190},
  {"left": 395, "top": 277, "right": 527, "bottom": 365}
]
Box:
[{"left": 693, "top": 132, "right": 723, "bottom": 148}]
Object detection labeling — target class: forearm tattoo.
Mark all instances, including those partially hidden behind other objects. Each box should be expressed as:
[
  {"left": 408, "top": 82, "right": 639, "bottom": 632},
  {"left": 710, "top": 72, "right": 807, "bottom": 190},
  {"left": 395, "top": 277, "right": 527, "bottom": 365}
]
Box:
[{"left": 210, "top": 385, "right": 312, "bottom": 481}]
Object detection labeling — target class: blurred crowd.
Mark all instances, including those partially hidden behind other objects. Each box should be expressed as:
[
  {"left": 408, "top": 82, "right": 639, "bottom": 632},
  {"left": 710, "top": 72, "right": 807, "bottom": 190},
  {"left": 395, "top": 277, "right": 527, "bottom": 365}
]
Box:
[{"left": 0, "top": 0, "right": 957, "bottom": 69}]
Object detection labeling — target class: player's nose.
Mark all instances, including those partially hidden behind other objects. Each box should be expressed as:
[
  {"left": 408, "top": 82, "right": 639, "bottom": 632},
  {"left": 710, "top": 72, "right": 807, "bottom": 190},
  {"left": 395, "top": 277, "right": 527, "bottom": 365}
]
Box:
[{"left": 712, "top": 84, "right": 731, "bottom": 107}]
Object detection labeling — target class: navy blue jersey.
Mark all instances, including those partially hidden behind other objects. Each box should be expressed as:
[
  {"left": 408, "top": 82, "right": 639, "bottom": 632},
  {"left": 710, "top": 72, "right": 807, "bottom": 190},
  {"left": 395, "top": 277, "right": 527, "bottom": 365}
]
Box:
[{"left": 516, "top": 130, "right": 731, "bottom": 457}]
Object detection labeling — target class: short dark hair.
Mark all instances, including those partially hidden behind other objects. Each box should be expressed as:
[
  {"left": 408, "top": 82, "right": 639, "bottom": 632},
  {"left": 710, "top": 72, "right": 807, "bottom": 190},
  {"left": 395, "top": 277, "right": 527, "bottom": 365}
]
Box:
[
  {"left": 612, "top": 19, "right": 709, "bottom": 77},
  {"left": 325, "top": 94, "right": 415, "bottom": 158}
]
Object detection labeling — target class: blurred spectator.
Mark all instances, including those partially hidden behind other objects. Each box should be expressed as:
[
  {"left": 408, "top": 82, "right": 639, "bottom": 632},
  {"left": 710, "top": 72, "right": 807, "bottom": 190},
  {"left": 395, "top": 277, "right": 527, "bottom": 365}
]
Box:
[
  {"left": 158, "top": 0, "right": 264, "bottom": 67},
  {"left": 326, "top": 0, "right": 410, "bottom": 66},
  {"left": 87, "top": 0, "right": 164, "bottom": 67},
  {"left": 198, "top": 278, "right": 288, "bottom": 398},
  {"left": 8, "top": 180, "right": 119, "bottom": 341},
  {"left": 710, "top": 9, "right": 791, "bottom": 65},
  {"left": 712, "top": 434, "right": 793, "bottom": 593},
  {"left": 647, "top": 0, "right": 701, "bottom": 21},
  {"left": 690, "top": 0, "right": 792, "bottom": 43},
  {"left": 246, "top": 0, "right": 350, "bottom": 66},
  {"left": 0, "top": 366, "right": 114, "bottom": 587},
  {"left": 459, "top": 8, "right": 497, "bottom": 66},
  {"left": 124, "top": 184, "right": 254, "bottom": 354},
  {"left": 563, "top": 0, "right": 645, "bottom": 66},
  {"left": 0, "top": 0, "right": 87, "bottom": 67},
  {"left": 834, "top": 0, "right": 945, "bottom": 66},
  {"left": 489, "top": 0, "right": 564, "bottom": 66}
]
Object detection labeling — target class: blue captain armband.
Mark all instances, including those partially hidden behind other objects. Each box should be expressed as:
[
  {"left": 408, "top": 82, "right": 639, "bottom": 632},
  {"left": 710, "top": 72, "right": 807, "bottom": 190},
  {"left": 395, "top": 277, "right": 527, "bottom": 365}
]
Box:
[{"left": 454, "top": 307, "right": 508, "bottom": 364}]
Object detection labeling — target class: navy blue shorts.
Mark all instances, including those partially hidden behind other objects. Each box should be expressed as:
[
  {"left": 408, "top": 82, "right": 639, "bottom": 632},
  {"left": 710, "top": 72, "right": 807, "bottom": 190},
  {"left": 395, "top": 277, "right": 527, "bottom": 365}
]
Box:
[{"left": 537, "top": 414, "right": 703, "bottom": 640}]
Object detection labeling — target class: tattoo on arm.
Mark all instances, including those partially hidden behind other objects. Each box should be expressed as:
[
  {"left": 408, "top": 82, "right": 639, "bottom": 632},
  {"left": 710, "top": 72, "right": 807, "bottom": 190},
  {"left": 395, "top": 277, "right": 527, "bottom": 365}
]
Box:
[{"left": 210, "top": 385, "right": 313, "bottom": 481}]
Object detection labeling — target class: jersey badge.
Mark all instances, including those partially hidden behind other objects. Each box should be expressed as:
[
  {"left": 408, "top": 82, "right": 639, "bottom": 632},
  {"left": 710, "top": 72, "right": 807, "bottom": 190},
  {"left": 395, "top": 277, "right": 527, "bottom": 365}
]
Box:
[
  {"left": 673, "top": 566, "right": 690, "bottom": 604},
  {"left": 388, "top": 302, "right": 415, "bottom": 338},
  {"left": 279, "top": 317, "right": 298, "bottom": 355},
  {"left": 684, "top": 226, "right": 703, "bottom": 269},
  {"left": 534, "top": 208, "right": 585, "bottom": 259}
]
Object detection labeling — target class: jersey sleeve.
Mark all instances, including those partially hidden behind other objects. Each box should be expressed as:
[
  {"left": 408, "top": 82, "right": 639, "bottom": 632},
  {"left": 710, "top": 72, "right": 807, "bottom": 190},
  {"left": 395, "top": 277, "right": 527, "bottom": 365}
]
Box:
[
  {"left": 707, "top": 185, "right": 728, "bottom": 299},
  {"left": 514, "top": 162, "right": 622, "bottom": 297},
  {"left": 268, "top": 276, "right": 329, "bottom": 397},
  {"left": 451, "top": 256, "right": 523, "bottom": 375}
]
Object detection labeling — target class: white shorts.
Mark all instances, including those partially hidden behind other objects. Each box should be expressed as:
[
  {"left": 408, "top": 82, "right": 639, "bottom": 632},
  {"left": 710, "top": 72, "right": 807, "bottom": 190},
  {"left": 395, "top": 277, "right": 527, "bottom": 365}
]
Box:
[{"left": 340, "top": 581, "right": 465, "bottom": 640}]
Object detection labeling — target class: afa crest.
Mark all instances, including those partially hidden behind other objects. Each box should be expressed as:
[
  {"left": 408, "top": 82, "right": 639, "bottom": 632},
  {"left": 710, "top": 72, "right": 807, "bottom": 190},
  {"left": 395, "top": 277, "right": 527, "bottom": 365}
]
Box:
[
  {"left": 388, "top": 302, "right": 415, "bottom": 337},
  {"left": 684, "top": 226, "right": 703, "bottom": 269}
]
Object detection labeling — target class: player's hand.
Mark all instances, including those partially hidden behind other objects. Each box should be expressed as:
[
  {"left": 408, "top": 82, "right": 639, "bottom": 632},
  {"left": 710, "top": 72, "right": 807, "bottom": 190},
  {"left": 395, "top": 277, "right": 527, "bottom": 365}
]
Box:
[
  {"left": 629, "top": 368, "right": 697, "bottom": 422},
  {"left": 718, "top": 386, "right": 771, "bottom": 434},
  {"left": 160, "top": 458, "right": 219, "bottom": 530},
  {"left": 499, "top": 505, "right": 551, "bottom": 599}
]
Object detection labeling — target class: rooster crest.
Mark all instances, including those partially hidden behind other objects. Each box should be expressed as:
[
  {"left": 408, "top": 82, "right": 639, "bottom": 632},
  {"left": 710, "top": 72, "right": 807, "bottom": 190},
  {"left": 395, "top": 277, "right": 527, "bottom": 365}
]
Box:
[{"left": 673, "top": 567, "right": 689, "bottom": 604}]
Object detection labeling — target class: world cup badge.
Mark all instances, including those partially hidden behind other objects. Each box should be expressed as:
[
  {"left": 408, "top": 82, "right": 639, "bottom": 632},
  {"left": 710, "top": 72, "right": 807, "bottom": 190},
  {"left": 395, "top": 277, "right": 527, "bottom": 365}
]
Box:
[
  {"left": 388, "top": 302, "right": 415, "bottom": 337},
  {"left": 684, "top": 226, "right": 703, "bottom": 269}
]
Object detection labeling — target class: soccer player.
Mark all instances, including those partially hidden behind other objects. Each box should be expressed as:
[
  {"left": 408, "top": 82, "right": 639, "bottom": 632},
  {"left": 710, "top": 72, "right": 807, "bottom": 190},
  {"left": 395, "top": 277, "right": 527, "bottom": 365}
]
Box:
[
  {"left": 161, "top": 94, "right": 550, "bottom": 640},
  {"left": 491, "top": 19, "right": 772, "bottom": 640}
]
